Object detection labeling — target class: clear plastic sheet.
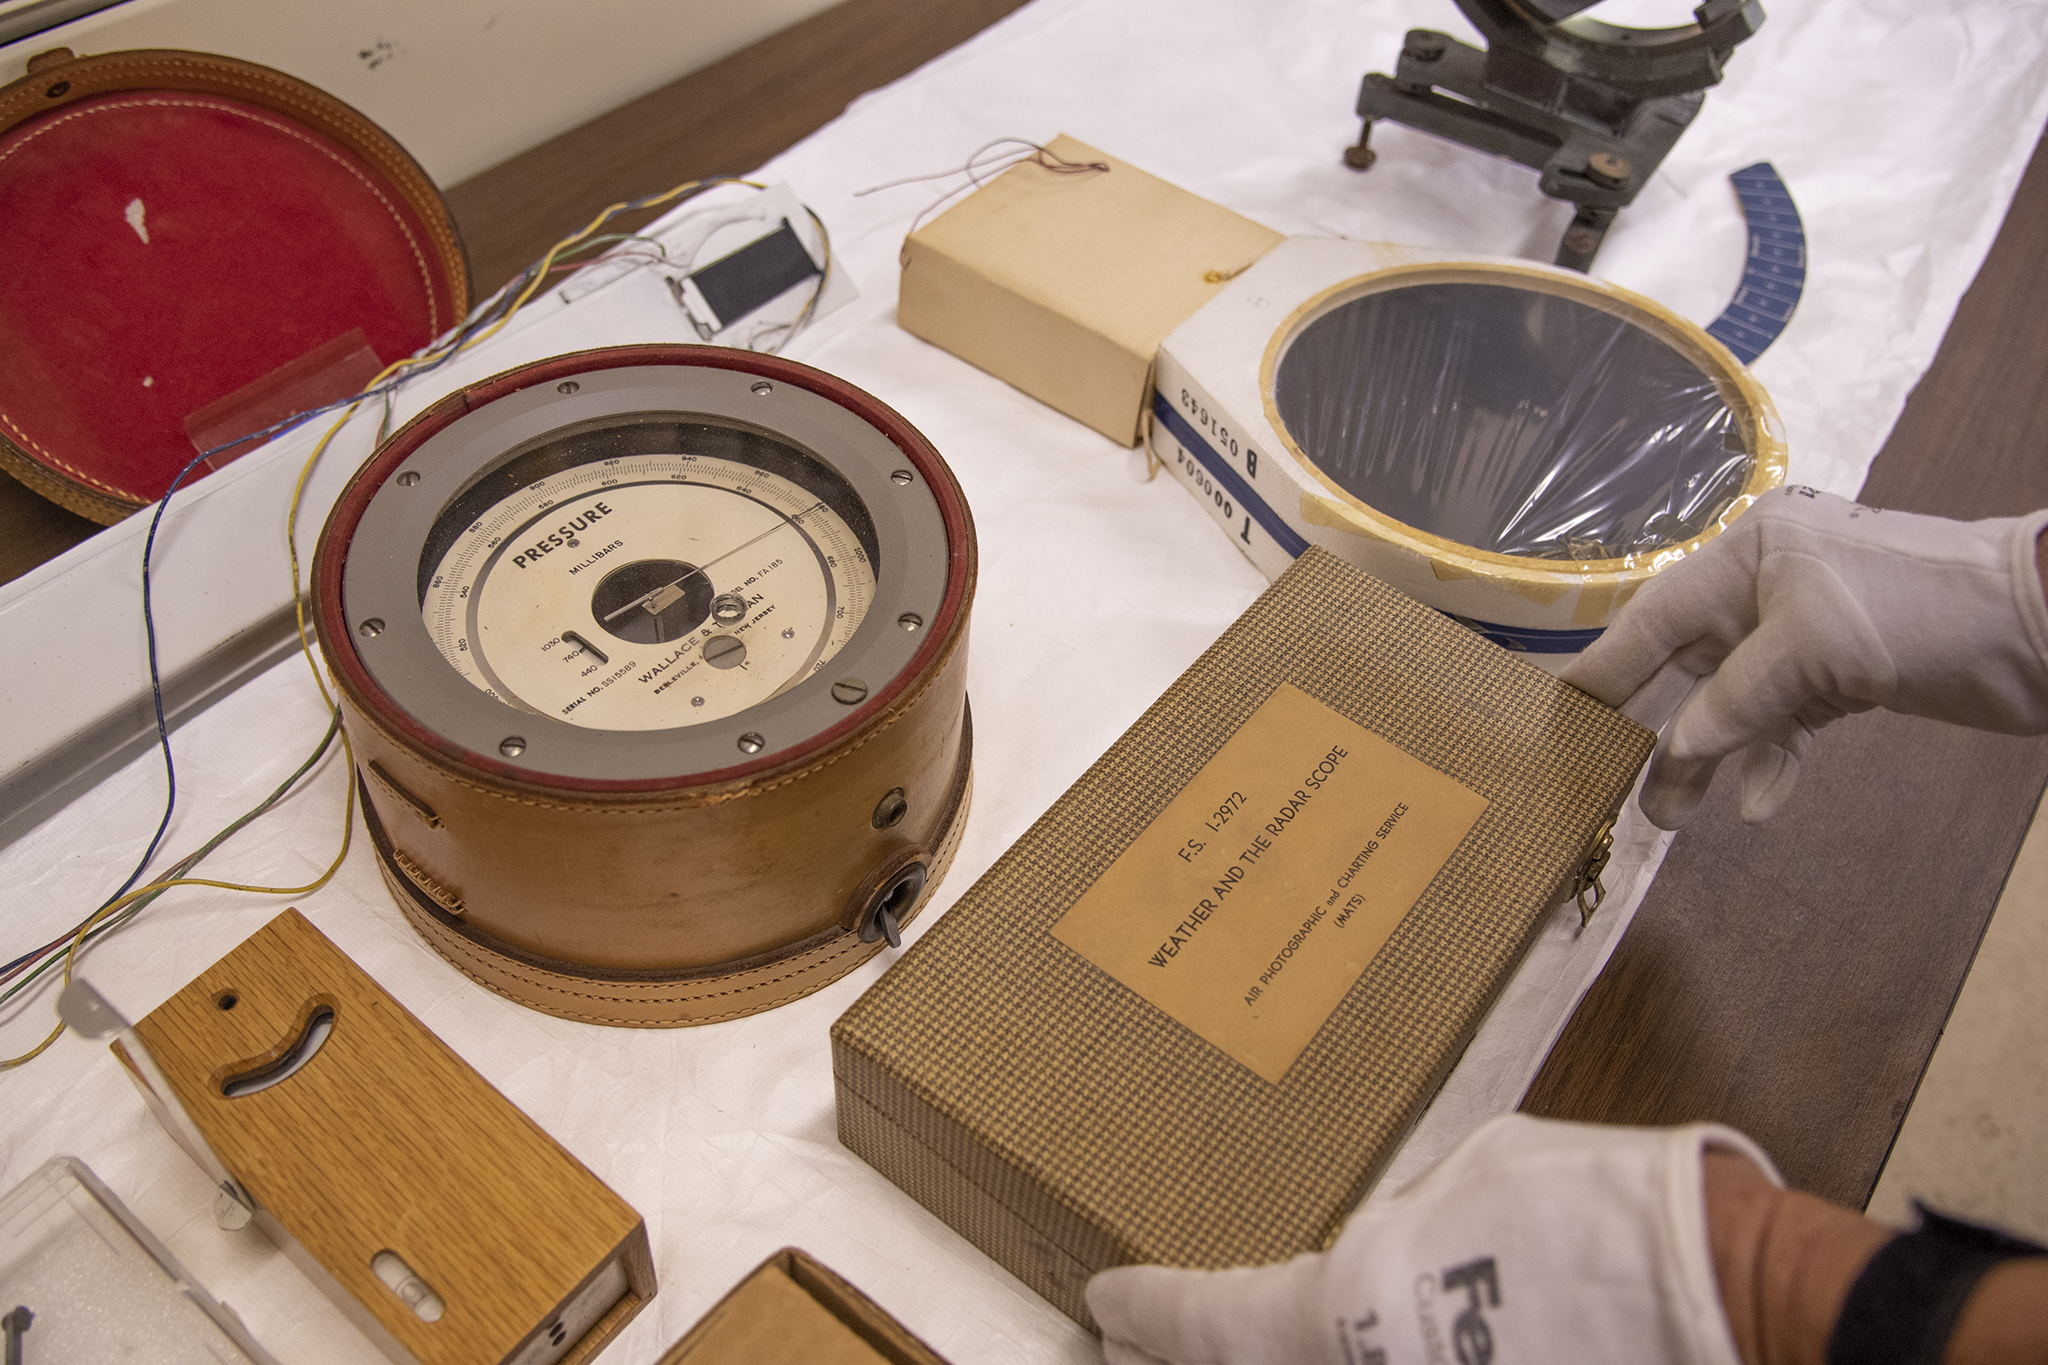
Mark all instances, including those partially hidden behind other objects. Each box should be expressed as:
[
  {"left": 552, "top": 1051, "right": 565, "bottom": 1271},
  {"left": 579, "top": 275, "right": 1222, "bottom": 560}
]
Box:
[
  {"left": 1272, "top": 282, "right": 1753, "bottom": 560},
  {"left": 0, "top": 1157, "right": 277, "bottom": 1364}
]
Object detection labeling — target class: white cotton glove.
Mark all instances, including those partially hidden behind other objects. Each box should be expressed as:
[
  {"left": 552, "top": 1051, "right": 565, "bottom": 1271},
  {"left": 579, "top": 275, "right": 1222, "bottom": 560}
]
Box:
[
  {"left": 1562, "top": 487, "right": 2048, "bottom": 829},
  {"left": 1087, "top": 1113, "right": 1772, "bottom": 1365}
]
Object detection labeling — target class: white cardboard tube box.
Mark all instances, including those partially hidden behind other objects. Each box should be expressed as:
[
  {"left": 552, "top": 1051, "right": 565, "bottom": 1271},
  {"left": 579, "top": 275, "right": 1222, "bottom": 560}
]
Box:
[{"left": 1150, "top": 237, "right": 1787, "bottom": 668}]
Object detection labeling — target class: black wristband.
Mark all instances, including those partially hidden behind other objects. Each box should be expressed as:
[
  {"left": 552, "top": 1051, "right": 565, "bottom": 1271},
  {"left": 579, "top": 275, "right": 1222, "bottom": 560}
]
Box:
[{"left": 1828, "top": 1202, "right": 2046, "bottom": 1365}]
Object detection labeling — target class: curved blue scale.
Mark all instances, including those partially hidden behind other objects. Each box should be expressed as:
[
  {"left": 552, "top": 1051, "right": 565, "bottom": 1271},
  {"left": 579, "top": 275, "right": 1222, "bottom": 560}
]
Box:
[{"left": 1705, "top": 161, "right": 1807, "bottom": 366}]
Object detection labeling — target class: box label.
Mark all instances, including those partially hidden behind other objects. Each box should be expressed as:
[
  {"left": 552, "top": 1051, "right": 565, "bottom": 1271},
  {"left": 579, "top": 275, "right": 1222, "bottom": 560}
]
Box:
[{"left": 1051, "top": 683, "right": 1488, "bottom": 1082}]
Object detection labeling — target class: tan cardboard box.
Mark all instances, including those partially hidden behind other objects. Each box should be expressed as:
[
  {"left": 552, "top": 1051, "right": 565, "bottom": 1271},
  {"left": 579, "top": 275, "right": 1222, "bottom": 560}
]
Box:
[
  {"left": 832, "top": 549, "right": 1651, "bottom": 1327},
  {"left": 896, "top": 134, "right": 1283, "bottom": 446},
  {"left": 655, "top": 1249, "right": 950, "bottom": 1365}
]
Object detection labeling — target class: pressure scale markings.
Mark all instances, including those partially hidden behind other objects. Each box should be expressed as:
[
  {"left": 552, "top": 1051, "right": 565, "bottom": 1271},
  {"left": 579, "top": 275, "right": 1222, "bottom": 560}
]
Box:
[{"left": 421, "top": 456, "right": 873, "bottom": 731}]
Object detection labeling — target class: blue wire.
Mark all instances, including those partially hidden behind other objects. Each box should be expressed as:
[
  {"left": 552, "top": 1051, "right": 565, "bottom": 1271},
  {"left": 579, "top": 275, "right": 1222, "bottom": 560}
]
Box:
[
  {"left": 107, "top": 227, "right": 590, "bottom": 870},
  {"left": 1, "top": 181, "right": 758, "bottom": 995},
  {"left": 52, "top": 177, "right": 744, "bottom": 968},
  {"left": 103, "top": 283, "right": 512, "bottom": 907},
  {"left": 0, "top": 364, "right": 424, "bottom": 981}
]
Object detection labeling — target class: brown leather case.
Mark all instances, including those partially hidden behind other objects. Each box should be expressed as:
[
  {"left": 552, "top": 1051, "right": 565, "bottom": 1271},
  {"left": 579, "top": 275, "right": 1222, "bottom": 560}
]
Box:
[
  {"left": 314, "top": 347, "right": 977, "bottom": 1026},
  {"left": 346, "top": 643, "right": 973, "bottom": 1026}
]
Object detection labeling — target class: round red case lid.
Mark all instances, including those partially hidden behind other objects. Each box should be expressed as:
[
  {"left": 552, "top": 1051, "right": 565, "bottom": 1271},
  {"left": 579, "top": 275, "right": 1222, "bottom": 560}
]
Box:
[{"left": 0, "top": 49, "right": 470, "bottom": 523}]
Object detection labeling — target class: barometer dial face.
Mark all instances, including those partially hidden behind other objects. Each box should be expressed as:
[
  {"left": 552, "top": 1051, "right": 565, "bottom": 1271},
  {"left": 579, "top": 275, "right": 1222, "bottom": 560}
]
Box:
[
  {"left": 419, "top": 445, "right": 876, "bottom": 732},
  {"left": 334, "top": 362, "right": 953, "bottom": 784}
]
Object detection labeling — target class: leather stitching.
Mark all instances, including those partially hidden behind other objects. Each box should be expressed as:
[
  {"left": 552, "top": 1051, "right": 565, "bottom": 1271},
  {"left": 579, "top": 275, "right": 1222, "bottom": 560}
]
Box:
[
  {"left": 373, "top": 770, "right": 971, "bottom": 1025},
  {"left": 428, "top": 923, "right": 871, "bottom": 1020},
  {"left": 380, "top": 852, "right": 880, "bottom": 1024},
  {"left": 4, "top": 53, "right": 459, "bottom": 269}
]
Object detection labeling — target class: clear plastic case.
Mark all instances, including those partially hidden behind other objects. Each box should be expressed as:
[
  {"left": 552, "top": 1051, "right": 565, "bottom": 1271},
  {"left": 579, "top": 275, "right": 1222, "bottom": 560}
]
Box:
[
  {"left": 1271, "top": 281, "right": 1754, "bottom": 561},
  {"left": 0, "top": 1156, "right": 277, "bottom": 1364}
]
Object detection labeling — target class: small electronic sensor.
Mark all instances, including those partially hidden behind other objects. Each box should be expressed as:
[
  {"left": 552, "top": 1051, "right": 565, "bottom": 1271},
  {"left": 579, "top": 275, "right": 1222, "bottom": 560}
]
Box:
[{"left": 670, "top": 218, "right": 824, "bottom": 339}]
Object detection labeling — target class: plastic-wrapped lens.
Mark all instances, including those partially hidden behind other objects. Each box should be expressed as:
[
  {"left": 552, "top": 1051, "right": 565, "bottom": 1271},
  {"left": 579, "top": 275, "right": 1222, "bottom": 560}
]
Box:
[{"left": 1272, "top": 282, "right": 1751, "bottom": 561}]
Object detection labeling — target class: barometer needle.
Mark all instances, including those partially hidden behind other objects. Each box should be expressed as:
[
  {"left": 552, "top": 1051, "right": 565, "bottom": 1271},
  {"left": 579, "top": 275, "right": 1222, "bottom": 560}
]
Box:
[
  {"left": 561, "top": 631, "right": 608, "bottom": 665},
  {"left": 599, "top": 500, "right": 826, "bottom": 625}
]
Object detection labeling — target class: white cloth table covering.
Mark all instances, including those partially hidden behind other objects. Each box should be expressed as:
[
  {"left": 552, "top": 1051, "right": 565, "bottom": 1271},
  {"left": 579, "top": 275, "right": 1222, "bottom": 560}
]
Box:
[{"left": 3, "top": 2, "right": 2046, "bottom": 1361}]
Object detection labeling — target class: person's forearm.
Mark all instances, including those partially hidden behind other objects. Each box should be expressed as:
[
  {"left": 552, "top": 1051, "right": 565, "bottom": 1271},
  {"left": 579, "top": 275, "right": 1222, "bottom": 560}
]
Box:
[
  {"left": 1946, "top": 1257, "right": 2048, "bottom": 1362},
  {"left": 1705, "top": 1150, "right": 2048, "bottom": 1365},
  {"left": 1705, "top": 1151, "right": 1892, "bottom": 1365}
]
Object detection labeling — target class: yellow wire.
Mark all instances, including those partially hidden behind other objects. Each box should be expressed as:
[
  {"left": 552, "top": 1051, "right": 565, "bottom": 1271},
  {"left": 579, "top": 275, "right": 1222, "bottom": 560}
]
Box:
[
  {"left": 0, "top": 733, "right": 357, "bottom": 1069},
  {"left": 288, "top": 401, "right": 370, "bottom": 709},
  {"left": 7, "top": 176, "right": 783, "bottom": 1069},
  {"left": 763, "top": 206, "right": 834, "bottom": 354},
  {"left": 286, "top": 177, "right": 768, "bottom": 678},
  {"left": 466, "top": 177, "right": 767, "bottom": 355},
  {"left": 3, "top": 397, "right": 371, "bottom": 1068},
  {"left": 0, "top": 1018, "right": 60, "bottom": 1067}
]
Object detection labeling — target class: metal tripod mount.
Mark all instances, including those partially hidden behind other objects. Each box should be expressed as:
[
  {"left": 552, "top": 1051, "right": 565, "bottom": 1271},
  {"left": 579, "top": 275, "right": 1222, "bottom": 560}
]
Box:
[{"left": 1344, "top": 0, "right": 1764, "bottom": 271}]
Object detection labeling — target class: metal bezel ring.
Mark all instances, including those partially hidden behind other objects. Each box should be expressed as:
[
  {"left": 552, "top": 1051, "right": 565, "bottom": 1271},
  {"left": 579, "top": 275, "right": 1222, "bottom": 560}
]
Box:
[{"left": 316, "top": 348, "right": 968, "bottom": 787}]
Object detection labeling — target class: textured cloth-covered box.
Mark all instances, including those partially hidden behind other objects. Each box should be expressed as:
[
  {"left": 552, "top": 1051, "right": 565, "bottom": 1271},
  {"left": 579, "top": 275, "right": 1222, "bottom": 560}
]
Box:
[{"left": 831, "top": 548, "right": 1652, "bottom": 1325}]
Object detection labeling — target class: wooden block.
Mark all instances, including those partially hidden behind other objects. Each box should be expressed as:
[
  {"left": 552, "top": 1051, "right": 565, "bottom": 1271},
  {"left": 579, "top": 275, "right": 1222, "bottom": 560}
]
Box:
[
  {"left": 119, "top": 909, "right": 654, "bottom": 1365},
  {"left": 655, "top": 1248, "right": 949, "bottom": 1365}
]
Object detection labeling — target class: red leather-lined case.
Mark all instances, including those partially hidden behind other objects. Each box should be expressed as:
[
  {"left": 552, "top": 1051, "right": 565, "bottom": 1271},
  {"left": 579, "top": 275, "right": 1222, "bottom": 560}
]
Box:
[{"left": 0, "top": 48, "right": 470, "bottom": 523}]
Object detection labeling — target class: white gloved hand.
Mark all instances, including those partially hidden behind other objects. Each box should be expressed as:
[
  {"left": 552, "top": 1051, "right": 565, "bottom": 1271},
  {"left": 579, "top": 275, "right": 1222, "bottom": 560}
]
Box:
[
  {"left": 1087, "top": 1113, "right": 1773, "bottom": 1365},
  {"left": 1562, "top": 487, "right": 2048, "bottom": 829}
]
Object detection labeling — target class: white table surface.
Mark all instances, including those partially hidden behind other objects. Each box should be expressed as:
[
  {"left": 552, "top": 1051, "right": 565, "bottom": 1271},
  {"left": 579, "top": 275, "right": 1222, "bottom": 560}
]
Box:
[{"left": 4, "top": 1, "right": 2047, "bottom": 1361}]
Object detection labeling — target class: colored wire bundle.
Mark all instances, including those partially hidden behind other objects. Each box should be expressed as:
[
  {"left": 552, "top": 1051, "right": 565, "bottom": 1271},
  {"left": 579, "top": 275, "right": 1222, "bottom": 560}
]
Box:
[
  {"left": 0, "top": 713, "right": 352, "bottom": 1067},
  {"left": 1, "top": 176, "right": 830, "bottom": 1067}
]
